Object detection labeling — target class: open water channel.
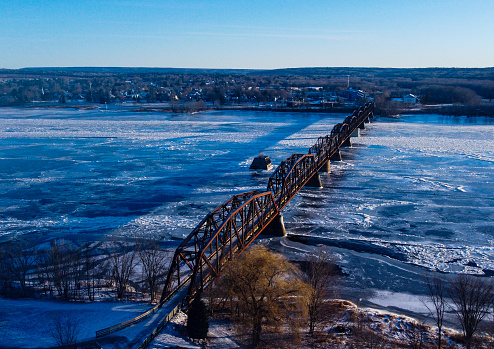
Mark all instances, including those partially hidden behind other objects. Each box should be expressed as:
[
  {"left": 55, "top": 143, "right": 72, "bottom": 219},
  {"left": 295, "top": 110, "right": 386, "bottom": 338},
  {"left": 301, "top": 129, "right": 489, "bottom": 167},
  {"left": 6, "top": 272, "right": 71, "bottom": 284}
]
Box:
[{"left": 1, "top": 106, "right": 493, "bottom": 316}]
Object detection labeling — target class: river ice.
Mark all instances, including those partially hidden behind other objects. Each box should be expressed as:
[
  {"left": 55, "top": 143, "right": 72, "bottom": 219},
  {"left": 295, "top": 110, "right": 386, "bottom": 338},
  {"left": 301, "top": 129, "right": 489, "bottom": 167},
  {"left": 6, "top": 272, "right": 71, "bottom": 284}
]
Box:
[{"left": 1, "top": 107, "right": 493, "bottom": 303}]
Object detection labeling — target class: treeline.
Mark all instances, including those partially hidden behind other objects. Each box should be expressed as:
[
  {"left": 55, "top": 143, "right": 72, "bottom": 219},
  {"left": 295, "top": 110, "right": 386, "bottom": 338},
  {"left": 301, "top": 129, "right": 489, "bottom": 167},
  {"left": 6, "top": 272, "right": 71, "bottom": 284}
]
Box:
[
  {"left": 0, "top": 239, "right": 168, "bottom": 303},
  {"left": 1, "top": 67, "right": 493, "bottom": 114},
  {"left": 419, "top": 86, "right": 484, "bottom": 104}
]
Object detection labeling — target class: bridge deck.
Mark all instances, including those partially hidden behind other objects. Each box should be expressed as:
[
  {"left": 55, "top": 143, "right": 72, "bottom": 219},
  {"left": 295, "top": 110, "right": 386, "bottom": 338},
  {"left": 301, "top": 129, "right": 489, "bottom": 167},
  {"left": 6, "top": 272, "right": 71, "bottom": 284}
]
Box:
[{"left": 95, "top": 286, "right": 188, "bottom": 349}]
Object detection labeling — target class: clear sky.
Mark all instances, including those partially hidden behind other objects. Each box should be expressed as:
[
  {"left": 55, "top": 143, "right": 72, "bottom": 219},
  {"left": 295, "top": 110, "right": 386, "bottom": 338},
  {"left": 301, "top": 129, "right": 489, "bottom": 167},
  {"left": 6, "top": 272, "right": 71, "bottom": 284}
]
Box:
[{"left": 1, "top": 0, "right": 493, "bottom": 69}]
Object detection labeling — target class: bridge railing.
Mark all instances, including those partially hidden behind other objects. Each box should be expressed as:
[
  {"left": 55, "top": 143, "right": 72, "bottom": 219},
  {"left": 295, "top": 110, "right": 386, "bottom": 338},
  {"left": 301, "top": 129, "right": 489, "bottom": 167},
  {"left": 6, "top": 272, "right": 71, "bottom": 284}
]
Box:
[
  {"left": 137, "top": 302, "right": 182, "bottom": 349},
  {"left": 97, "top": 191, "right": 271, "bottom": 338},
  {"left": 96, "top": 303, "right": 161, "bottom": 338}
]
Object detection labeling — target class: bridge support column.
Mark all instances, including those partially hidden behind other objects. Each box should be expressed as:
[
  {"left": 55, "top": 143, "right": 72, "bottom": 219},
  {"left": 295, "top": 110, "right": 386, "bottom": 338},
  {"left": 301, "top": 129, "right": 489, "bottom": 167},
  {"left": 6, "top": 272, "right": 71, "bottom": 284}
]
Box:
[
  {"left": 350, "top": 128, "right": 360, "bottom": 138},
  {"left": 305, "top": 172, "right": 322, "bottom": 188},
  {"left": 359, "top": 122, "right": 365, "bottom": 129},
  {"left": 262, "top": 213, "right": 286, "bottom": 237},
  {"left": 365, "top": 116, "right": 371, "bottom": 123},
  {"left": 342, "top": 138, "right": 352, "bottom": 147},
  {"left": 330, "top": 150, "right": 342, "bottom": 161},
  {"left": 319, "top": 161, "right": 330, "bottom": 173}
]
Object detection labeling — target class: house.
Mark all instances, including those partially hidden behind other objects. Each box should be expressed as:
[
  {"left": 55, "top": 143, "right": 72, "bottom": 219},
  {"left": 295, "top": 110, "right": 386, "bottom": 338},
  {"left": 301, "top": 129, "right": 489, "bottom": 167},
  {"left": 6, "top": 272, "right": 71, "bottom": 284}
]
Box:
[
  {"left": 403, "top": 94, "right": 420, "bottom": 104},
  {"left": 338, "top": 88, "right": 366, "bottom": 101}
]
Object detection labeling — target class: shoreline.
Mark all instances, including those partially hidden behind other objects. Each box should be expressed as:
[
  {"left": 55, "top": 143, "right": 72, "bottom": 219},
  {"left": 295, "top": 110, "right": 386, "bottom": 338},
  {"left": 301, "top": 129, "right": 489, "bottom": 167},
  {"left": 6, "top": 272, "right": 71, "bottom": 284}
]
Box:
[{"left": 2, "top": 101, "right": 494, "bottom": 117}]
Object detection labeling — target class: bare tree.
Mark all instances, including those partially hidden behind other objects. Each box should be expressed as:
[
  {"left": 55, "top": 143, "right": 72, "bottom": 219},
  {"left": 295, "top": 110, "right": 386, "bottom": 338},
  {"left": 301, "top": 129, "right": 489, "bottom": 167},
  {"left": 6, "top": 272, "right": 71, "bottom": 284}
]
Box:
[
  {"left": 50, "top": 315, "right": 80, "bottom": 349},
  {"left": 219, "top": 245, "right": 310, "bottom": 347},
  {"left": 2, "top": 242, "right": 36, "bottom": 297},
  {"left": 303, "top": 247, "right": 339, "bottom": 335},
  {"left": 449, "top": 274, "right": 494, "bottom": 349},
  {"left": 137, "top": 239, "right": 168, "bottom": 303},
  {"left": 0, "top": 246, "right": 11, "bottom": 295},
  {"left": 81, "top": 243, "right": 97, "bottom": 301},
  {"left": 35, "top": 249, "right": 52, "bottom": 296},
  {"left": 106, "top": 241, "right": 136, "bottom": 299},
  {"left": 48, "top": 240, "right": 79, "bottom": 300},
  {"left": 424, "top": 274, "right": 447, "bottom": 349}
]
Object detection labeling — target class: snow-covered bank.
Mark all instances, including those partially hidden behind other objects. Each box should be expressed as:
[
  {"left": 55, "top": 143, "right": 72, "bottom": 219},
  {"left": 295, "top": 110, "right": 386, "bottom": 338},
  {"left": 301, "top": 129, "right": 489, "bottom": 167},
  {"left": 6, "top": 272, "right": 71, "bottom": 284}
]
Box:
[
  {"left": 0, "top": 298, "right": 151, "bottom": 348},
  {"left": 151, "top": 299, "right": 475, "bottom": 349}
]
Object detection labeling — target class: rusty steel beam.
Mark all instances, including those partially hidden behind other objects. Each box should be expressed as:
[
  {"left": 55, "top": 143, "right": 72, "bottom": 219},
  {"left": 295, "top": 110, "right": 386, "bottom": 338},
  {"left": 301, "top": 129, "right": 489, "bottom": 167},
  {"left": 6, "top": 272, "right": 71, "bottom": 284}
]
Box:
[
  {"left": 185, "top": 191, "right": 279, "bottom": 303},
  {"left": 160, "top": 190, "right": 263, "bottom": 303}
]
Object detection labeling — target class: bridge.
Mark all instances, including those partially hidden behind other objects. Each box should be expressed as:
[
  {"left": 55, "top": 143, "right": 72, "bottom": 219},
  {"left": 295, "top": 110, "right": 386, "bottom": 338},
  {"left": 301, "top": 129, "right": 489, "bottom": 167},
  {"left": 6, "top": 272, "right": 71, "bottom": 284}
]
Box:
[
  {"left": 159, "top": 102, "right": 374, "bottom": 307},
  {"left": 95, "top": 102, "right": 374, "bottom": 348}
]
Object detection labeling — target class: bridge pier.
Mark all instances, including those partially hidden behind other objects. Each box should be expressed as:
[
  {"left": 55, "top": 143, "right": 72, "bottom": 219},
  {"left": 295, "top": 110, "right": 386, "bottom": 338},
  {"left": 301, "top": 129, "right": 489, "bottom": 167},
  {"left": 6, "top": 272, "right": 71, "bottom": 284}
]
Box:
[
  {"left": 330, "top": 149, "right": 342, "bottom": 161},
  {"left": 359, "top": 122, "right": 365, "bottom": 130},
  {"left": 342, "top": 138, "right": 352, "bottom": 147},
  {"left": 262, "top": 213, "right": 286, "bottom": 237},
  {"left": 350, "top": 128, "right": 360, "bottom": 138},
  {"left": 305, "top": 172, "right": 323, "bottom": 188},
  {"left": 319, "top": 161, "right": 330, "bottom": 173},
  {"left": 365, "top": 116, "right": 371, "bottom": 123}
]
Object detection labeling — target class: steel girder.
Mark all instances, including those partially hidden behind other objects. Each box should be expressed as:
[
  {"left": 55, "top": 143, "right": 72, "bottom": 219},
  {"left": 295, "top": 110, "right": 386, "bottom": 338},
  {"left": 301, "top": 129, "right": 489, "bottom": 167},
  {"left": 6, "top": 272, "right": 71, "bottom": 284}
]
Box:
[
  {"left": 267, "top": 154, "right": 318, "bottom": 210},
  {"left": 160, "top": 190, "right": 263, "bottom": 303},
  {"left": 184, "top": 191, "right": 279, "bottom": 303}
]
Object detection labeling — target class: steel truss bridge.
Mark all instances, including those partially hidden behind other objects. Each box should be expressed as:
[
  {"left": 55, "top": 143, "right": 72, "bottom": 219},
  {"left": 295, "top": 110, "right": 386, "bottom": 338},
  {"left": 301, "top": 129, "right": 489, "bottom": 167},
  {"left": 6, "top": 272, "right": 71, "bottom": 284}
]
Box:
[
  {"left": 94, "top": 102, "right": 374, "bottom": 347},
  {"left": 160, "top": 102, "right": 374, "bottom": 306}
]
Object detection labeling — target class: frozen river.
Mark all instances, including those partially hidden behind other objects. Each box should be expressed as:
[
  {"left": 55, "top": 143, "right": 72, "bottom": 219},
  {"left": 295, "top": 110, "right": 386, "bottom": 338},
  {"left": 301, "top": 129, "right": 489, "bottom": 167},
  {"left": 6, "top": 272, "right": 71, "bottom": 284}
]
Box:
[{"left": 1, "top": 106, "right": 493, "bottom": 306}]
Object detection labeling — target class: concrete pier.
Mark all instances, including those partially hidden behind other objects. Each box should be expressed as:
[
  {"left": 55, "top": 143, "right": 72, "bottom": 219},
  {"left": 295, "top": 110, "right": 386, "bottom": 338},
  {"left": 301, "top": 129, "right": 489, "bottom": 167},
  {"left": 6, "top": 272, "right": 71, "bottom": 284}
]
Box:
[
  {"left": 342, "top": 137, "right": 352, "bottom": 147},
  {"left": 350, "top": 128, "right": 360, "bottom": 138},
  {"left": 262, "top": 213, "right": 286, "bottom": 236},
  {"left": 330, "top": 150, "right": 342, "bottom": 161},
  {"left": 305, "top": 172, "right": 323, "bottom": 188},
  {"left": 319, "top": 161, "right": 330, "bottom": 173},
  {"left": 359, "top": 122, "right": 365, "bottom": 129}
]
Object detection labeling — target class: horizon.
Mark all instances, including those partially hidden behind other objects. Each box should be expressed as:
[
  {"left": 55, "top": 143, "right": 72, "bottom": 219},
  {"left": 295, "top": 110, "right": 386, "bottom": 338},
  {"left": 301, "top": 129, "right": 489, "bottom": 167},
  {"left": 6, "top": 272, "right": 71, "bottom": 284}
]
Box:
[
  {"left": 1, "top": 0, "right": 493, "bottom": 70},
  {"left": 5, "top": 65, "right": 494, "bottom": 71}
]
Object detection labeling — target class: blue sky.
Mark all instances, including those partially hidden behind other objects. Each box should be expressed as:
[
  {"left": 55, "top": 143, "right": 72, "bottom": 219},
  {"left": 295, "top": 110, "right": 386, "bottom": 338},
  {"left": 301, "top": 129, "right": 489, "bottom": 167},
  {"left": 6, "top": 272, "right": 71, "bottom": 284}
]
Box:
[{"left": 1, "top": 0, "right": 493, "bottom": 69}]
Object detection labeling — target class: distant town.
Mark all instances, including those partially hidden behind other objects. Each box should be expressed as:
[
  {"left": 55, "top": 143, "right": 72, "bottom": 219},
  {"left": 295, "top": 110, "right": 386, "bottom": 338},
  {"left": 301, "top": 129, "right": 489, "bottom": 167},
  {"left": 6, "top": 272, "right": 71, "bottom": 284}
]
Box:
[{"left": 1, "top": 67, "right": 493, "bottom": 116}]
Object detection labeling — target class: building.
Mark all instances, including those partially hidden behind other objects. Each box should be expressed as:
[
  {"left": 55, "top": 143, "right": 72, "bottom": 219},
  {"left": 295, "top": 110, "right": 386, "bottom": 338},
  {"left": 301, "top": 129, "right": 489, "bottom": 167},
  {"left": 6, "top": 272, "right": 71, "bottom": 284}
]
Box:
[
  {"left": 338, "top": 88, "right": 366, "bottom": 102},
  {"left": 403, "top": 94, "right": 420, "bottom": 104}
]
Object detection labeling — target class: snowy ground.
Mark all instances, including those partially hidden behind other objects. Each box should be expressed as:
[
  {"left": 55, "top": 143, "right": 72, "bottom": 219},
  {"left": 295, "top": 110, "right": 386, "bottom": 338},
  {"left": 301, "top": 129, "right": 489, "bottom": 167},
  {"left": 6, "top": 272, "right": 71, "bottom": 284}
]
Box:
[
  {"left": 150, "top": 310, "right": 240, "bottom": 349},
  {"left": 0, "top": 298, "right": 151, "bottom": 348},
  {"left": 150, "top": 299, "right": 473, "bottom": 349}
]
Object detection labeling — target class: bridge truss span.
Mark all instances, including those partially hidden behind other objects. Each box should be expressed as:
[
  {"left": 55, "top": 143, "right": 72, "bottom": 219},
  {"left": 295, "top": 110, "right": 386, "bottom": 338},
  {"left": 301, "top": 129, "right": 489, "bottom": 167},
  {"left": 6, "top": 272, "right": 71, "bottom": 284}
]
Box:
[
  {"left": 159, "top": 102, "right": 374, "bottom": 308},
  {"left": 185, "top": 191, "right": 279, "bottom": 302},
  {"left": 160, "top": 190, "right": 279, "bottom": 304},
  {"left": 96, "top": 102, "right": 375, "bottom": 345},
  {"left": 267, "top": 153, "right": 319, "bottom": 210}
]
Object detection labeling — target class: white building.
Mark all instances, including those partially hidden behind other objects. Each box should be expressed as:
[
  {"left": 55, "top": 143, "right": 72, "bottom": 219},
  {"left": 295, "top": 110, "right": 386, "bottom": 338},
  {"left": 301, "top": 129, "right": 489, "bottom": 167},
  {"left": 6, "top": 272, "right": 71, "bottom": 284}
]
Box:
[{"left": 403, "top": 94, "right": 420, "bottom": 104}]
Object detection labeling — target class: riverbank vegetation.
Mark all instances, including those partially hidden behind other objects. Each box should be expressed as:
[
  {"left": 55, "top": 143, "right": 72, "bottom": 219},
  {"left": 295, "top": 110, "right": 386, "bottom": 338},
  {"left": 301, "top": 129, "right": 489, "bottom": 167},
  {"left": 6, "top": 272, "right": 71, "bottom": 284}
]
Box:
[
  {"left": 0, "top": 238, "right": 170, "bottom": 303},
  {"left": 2, "top": 239, "right": 494, "bottom": 348},
  {"left": 202, "top": 246, "right": 494, "bottom": 348}
]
